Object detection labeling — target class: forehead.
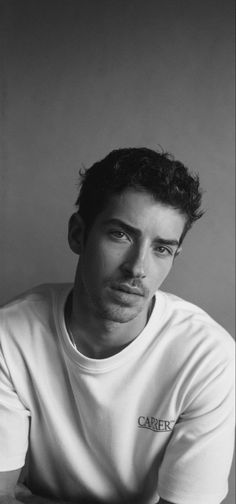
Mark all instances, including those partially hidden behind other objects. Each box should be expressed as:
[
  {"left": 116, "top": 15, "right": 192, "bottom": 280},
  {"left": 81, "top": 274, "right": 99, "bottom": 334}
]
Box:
[{"left": 95, "top": 189, "right": 187, "bottom": 241}]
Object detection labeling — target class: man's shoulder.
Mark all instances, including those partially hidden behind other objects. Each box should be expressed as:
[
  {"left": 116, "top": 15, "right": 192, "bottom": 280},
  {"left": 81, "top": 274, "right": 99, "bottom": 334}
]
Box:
[
  {"left": 1, "top": 283, "right": 70, "bottom": 311},
  {"left": 0, "top": 283, "right": 71, "bottom": 336},
  {"left": 159, "top": 290, "right": 235, "bottom": 361}
]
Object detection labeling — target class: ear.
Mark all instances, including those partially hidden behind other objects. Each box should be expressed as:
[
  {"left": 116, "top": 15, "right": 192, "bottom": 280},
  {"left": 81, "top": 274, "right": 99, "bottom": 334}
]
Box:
[
  {"left": 68, "top": 213, "right": 85, "bottom": 255},
  {"left": 174, "top": 246, "right": 182, "bottom": 258}
]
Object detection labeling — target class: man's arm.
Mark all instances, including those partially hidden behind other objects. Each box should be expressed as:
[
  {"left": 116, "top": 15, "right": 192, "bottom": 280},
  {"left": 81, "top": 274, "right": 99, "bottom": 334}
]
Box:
[
  {"left": 0, "top": 471, "right": 113, "bottom": 504},
  {"left": 0, "top": 470, "right": 175, "bottom": 504},
  {"left": 159, "top": 500, "right": 175, "bottom": 504},
  {"left": 0, "top": 471, "right": 82, "bottom": 504},
  {"left": 0, "top": 470, "right": 21, "bottom": 499}
]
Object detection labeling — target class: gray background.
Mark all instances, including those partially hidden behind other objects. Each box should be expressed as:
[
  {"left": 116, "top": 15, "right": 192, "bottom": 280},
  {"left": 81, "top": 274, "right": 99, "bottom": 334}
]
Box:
[{"left": 0, "top": 0, "right": 235, "bottom": 502}]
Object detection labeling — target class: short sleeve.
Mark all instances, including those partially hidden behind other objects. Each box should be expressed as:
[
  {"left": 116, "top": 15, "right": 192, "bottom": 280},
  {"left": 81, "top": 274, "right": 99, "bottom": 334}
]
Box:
[
  {"left": 0, "top": 349, "right": 30, "bottom": 471},
  {"left": 158, "top": 358, "right": 235, "bottom": 504}
]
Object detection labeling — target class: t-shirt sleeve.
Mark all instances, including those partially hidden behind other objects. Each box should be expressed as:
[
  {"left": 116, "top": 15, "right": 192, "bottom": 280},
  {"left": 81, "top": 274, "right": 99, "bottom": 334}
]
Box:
[
  {"left": 157, "top": 357, "right": 235, "bottom": 504},
  {"left": 0, "top": 349, "right": 30, "bottom": 471}
]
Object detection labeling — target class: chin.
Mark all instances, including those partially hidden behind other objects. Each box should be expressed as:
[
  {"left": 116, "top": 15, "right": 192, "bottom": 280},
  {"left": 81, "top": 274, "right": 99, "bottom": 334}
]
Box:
[{"left": 98, "top": 304, "right": 144, "bottom": 323}]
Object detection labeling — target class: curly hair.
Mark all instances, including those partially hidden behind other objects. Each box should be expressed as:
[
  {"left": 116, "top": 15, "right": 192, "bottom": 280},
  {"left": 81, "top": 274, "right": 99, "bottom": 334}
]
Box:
[{"left": 76, "top": 147, "right": 204, "bottom": 244}]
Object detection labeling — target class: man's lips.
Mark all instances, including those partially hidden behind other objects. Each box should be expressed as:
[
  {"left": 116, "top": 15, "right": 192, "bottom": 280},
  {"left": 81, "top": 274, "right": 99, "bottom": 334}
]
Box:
[{"left": 111, "top": 283, "right": 145, "bottom": 296}]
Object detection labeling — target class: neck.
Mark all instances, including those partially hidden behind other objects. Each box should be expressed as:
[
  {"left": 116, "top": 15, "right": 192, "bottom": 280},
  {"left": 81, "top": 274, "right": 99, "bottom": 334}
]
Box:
[{"left": 64, "top": 290, "right": 153, "bottom": 359}]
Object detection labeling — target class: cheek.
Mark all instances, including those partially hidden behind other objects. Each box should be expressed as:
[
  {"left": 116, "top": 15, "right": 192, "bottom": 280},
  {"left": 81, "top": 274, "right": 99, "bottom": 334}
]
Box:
[
  {"left": 84, "top": 243, "right": 121, "bottom": 278},
  {"left": 99, "top": 252, "right": 123, "bottom": 277},
  {"left": 96, "top": 239, "right": 126, "bottom": 266},
  {"left": 150, "top": 259, "right": 173, "bottom": 286}
]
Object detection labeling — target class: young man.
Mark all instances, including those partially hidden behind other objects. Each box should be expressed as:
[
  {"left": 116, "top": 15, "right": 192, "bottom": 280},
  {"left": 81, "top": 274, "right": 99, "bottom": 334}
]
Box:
[{"left": 0, "top": 148, "right": 234, "bottom": 504}]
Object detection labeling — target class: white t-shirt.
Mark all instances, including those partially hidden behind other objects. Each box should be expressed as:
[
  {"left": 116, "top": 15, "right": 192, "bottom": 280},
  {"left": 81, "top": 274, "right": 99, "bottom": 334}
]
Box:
[{"left": 0, "top": 284, "right": 234, "bottom": 504}]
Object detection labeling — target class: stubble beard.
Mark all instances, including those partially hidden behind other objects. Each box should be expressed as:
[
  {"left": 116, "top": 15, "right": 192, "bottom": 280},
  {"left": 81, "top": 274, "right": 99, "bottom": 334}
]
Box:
[
  {"left": 95, "top": 303, "right": 142, "bottom": 323},
  {"left": 79, "top": 273, "right": 149, "bottom": 324},
  {"left": 90, "top": 289, "right": 148, "bottom": 324}
]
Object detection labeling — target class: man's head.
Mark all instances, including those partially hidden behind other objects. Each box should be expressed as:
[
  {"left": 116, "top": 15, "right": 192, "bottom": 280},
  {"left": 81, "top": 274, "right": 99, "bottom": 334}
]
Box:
[
  {"left": 75, "top": 147, "right": 204, "bottom": 245},
  {"left": 68, "top": 148, "right": 204, "bottom": 325}
]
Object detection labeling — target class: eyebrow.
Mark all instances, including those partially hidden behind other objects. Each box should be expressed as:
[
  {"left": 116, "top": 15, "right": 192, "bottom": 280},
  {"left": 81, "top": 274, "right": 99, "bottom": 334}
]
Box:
[{"left": 103, "top": 218, "right": 180, "bottom": 247}]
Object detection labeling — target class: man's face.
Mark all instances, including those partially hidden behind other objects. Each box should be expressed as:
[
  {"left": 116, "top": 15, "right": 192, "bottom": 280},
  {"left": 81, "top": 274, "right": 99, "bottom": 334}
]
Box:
[{"left": 76, "top": 189, "right": 186, "bottom": 323}]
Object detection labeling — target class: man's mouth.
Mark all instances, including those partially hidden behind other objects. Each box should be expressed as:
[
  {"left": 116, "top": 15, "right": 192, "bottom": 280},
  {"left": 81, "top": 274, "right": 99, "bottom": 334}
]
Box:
[{"left": 111, "top": 283, "right": 145, "bottom": 297}]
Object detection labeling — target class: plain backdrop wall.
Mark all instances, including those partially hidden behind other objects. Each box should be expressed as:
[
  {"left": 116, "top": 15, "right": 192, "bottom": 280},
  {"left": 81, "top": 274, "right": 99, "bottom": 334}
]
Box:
[{"left": 0, "top": 0, "right": 235, "bottom": 502}]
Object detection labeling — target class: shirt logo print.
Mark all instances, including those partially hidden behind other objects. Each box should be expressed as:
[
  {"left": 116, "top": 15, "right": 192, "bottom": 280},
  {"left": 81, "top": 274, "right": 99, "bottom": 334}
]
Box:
[{"left": 138, "top": 416, "right": 175, "bottom": 432}]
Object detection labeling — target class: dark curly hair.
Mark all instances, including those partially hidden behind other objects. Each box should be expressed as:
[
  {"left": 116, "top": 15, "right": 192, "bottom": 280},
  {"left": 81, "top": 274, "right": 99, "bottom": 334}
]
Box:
[{"left": 76, "top": 147, "right": 204, "bottom": 244}]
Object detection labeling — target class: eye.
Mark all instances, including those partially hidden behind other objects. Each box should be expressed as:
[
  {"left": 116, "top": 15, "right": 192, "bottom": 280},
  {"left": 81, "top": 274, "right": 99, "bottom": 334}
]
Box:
[
  {"left": 154, "top": 246, "right": 173, "bottom": 257},
  {"left": 109, "top": 230, "right": 129, "bottom": 241}
]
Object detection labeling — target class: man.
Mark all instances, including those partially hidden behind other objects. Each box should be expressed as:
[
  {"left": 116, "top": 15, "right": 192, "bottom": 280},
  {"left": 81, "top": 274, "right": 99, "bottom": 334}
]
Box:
[{"left": 0, "top": 148, "right": 234, "bottom": 504}]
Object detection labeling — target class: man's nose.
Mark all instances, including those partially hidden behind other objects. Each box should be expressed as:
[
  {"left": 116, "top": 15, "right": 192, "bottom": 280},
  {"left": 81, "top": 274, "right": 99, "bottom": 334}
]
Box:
[{"left": 121, "top": 243, "right": 149, "bottom": 278}]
